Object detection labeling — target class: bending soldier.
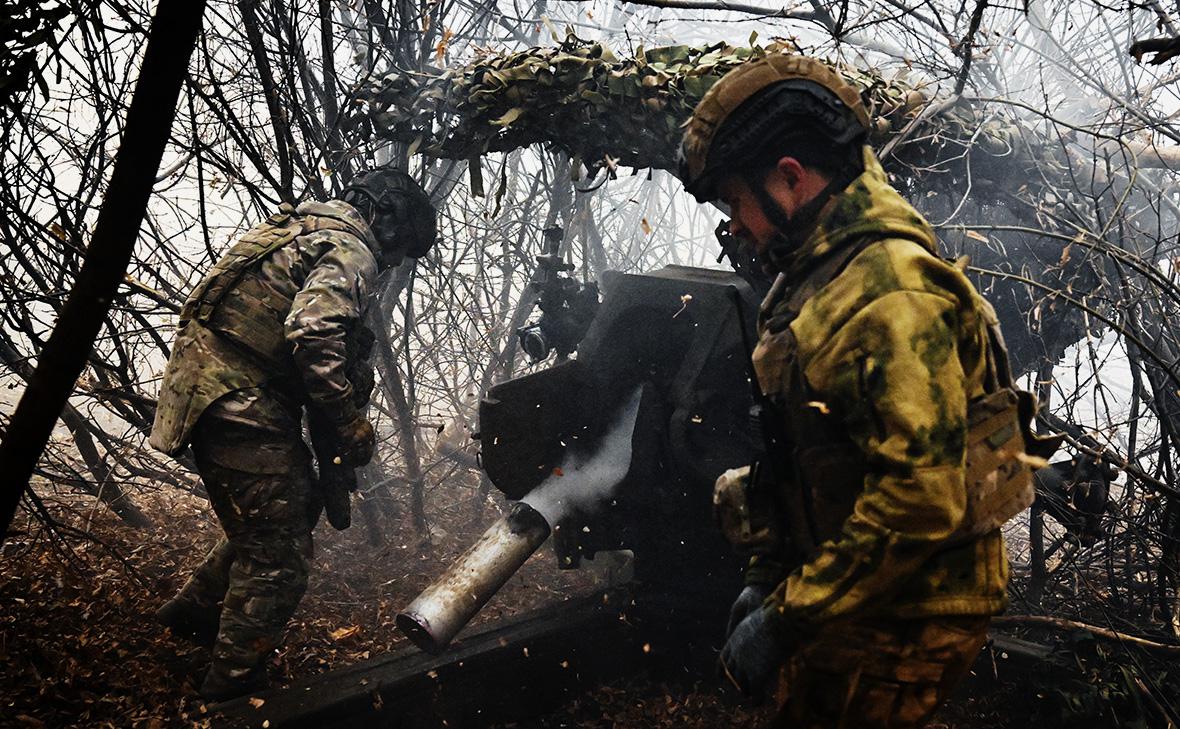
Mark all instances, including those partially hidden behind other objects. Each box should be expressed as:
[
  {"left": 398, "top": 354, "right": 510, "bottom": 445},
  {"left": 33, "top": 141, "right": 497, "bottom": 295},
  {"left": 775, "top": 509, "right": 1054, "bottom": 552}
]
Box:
[
  {"left": 149, "top": 169, "right": 437, "bottom": 701},
  {"left": 679, "top": 56, "right": 1055, "bottom": 727}
]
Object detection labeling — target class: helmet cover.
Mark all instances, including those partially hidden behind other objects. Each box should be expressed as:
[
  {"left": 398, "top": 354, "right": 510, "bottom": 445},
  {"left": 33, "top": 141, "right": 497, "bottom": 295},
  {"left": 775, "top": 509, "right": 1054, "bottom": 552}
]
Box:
[
  {"left": 679, "top": 55, "right": 870, "bottom": 201},
  {"left": 343, "top": 168, "right": 438, "bottom": 259}
]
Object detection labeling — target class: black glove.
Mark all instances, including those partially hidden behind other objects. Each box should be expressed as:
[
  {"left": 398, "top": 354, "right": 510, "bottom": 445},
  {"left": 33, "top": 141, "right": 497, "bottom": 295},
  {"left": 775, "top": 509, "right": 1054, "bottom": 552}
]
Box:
[
  {"left": 726, "top": 584, "right": 772, "bottom": 639},
  {"left": 720, "top": 607, "right": 786, "bottom": 697},
  {"left": 332, "top": 412, "right": 375, "bottom": 467}
]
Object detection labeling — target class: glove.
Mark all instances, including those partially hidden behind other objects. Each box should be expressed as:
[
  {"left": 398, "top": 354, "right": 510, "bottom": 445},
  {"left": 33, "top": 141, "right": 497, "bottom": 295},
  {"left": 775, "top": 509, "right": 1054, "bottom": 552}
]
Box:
[
  {"left": 720, "top": 607, "right": 786, "bottom": 697},
  {"left": 332, "top": 412, "right": 376, "bottom": 467},
  {"left": 726, "top": 584, "right": 772, "bottom": 639}
]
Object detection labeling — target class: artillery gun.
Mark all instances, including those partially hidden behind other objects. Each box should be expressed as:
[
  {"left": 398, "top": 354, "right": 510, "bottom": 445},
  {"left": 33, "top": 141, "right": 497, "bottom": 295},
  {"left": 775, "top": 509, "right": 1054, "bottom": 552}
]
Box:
[
  {"left": 219, "top": 260, "right": 1080, "bottom": 726},
  {"left": 214, "top": 259, "right": 1064, "bottom": 727},
  {"left": 397, "top": 264, "right": 761, "bottom": 654},
  {"left": 215, "top": 264, "right": 764, "bottom": 727}
]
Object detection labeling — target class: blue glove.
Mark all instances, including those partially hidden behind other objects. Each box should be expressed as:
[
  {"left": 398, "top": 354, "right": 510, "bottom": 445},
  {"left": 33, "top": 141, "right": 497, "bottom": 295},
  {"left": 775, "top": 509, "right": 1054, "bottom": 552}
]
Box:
[
  {"left": 726, "top": 584, "right": 771, "bottom": 639},
  {"left": 720, "top": 607, "right": 786, "bottom": 697}
]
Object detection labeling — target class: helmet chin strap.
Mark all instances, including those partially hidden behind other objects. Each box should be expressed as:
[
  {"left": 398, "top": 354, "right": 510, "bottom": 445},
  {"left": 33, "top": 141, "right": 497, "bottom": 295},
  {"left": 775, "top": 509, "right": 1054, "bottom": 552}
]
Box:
[
  {"left": 747, "top": 155, "right": 863, "bottom": 273},
  {"left": 746, "top": 170, "right": 796, "bottom": 236},
  {"left": 747, "top": 173, "right": 837, "bottom": 269}
]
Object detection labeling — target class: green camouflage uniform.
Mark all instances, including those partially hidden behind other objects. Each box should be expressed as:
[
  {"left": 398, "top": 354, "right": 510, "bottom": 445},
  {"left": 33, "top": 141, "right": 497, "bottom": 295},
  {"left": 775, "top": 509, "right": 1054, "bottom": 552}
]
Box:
[
  {"left": 151, "top": 200, "right": 379, "bottom": 687},
  {"left": 750, "top": 148, "right": 1005, "bottom": 728}
]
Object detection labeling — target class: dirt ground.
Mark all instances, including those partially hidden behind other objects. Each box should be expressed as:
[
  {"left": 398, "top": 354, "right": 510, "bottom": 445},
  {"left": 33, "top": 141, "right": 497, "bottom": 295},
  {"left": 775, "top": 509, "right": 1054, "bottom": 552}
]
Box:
[
  {"left": 0, "top": 476, "right": 608, "bottom": 729},
  {"left": 1, "top": 475, "right": 1176, "bottom": 728}
]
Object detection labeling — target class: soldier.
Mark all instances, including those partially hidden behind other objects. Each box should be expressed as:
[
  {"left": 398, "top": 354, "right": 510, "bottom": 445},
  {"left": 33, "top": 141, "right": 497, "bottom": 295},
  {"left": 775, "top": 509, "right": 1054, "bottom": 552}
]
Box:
[
  {"left": 149, "top": 169, "right": 437, "bottom": 701},
  {"left": 680, "top": 56, "right": 1054, "bottom": 727}
]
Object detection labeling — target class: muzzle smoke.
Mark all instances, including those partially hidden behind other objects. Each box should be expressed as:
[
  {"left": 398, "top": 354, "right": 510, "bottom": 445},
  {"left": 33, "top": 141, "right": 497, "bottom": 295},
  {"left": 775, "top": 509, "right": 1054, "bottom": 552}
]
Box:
[{"left": 522, "top": 387, "right": 643, "bottom": 525}]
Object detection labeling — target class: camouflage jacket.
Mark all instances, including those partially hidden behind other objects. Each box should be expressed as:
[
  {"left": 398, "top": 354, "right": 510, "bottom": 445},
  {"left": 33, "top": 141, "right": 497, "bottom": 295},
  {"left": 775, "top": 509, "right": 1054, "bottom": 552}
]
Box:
[
  {"left": 751, "top": 148, "right": 1009, "bottom": 637},
  {"left": 150, "top": 200, "right": 380, "bottom": 455}
]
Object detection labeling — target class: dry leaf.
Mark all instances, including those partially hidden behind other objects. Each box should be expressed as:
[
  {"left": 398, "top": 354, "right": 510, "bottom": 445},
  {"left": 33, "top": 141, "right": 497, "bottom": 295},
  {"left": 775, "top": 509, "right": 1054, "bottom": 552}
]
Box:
[
  {"left": 329, "top": 625, "right": 361, "bottom": 641},
  {"left": 1015, "top": 452, "right": 1050, "bottom": 470},
  {"left": 806, "top": 401, "right": 831, "bottom": 415},
  {"left": 434, "top": 28, "right": 454, "bottom": 63},
  {"left": 491, "top": 108, "right": 523, "bottom": 127}
]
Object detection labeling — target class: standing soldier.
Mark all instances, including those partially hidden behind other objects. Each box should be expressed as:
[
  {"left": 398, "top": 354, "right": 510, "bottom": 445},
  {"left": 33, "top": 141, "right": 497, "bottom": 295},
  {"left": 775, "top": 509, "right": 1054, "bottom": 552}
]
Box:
[
  {"left": 149, "top": 169, "right": 437, "bottom": 701},
  {"left": 679, "top": 56, "right": 1055, "bottom": 727}
]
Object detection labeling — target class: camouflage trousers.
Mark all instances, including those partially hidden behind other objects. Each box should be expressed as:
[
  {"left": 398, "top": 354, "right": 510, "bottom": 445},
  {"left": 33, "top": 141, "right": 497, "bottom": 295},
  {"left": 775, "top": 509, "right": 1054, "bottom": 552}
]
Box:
[
  {"left": 770, "top": 615, "right": 989, "bottom": 729},
  {"left": 172, "top": 388, "right": 314, "bottom": 684}
]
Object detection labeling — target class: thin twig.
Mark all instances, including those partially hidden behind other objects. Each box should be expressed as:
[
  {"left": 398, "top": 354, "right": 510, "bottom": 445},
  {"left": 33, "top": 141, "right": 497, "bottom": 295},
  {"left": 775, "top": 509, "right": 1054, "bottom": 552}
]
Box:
[{"left": 992, "top": 614, "right": 1180, "bottom": 655}]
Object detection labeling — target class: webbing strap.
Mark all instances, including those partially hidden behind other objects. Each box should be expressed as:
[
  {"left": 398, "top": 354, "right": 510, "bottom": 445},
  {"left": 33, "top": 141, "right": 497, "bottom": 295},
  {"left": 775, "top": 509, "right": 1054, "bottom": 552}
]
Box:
[{"left": 983, "top": 320, "right": 1015, "bottom": 392}]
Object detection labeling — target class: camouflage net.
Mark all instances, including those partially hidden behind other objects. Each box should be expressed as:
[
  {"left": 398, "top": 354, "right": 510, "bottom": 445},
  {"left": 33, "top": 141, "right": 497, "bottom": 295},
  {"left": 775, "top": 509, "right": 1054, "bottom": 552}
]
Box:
[
  {"left": 346, "top": 36, "right": 1162, "bottom": 373},
  {"left": 346, "top": 35, "right": 1061, "bottom": 205}
]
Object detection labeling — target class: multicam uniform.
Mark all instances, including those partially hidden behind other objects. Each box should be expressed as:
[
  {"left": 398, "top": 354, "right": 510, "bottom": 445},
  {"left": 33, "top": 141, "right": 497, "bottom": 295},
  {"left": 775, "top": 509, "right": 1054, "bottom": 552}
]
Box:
[
  {"left": 151, "top": 200, "right": 379, "bottom": 688},
  {"left": 747, "top": 149, "right": 1009, "bottom": 728}
]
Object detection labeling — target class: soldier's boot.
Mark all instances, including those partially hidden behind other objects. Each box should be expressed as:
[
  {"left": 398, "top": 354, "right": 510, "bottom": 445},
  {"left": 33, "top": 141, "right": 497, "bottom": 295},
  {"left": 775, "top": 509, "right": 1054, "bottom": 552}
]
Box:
[
  {"left": 199, "top": 528, "right": 310, "bottom": 704},
  {"left": 159, "top": 537, "right": 234, "bottom": 647},
  {"left": 198, "top": 664, "right": 268, "bottom": 703},
  {"left": 155, "top": 597, "right": 221, "bottom": 648}
]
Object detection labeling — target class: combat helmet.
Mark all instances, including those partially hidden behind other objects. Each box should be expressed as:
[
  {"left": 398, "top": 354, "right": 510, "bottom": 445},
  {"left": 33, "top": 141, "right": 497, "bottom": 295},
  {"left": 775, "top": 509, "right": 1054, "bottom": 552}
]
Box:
[
  {"left": 678, "top": 55, "right": 870, "bottom": 203},
  {"left": 343, "top": 168, "right": 438, "bottom": 261}
]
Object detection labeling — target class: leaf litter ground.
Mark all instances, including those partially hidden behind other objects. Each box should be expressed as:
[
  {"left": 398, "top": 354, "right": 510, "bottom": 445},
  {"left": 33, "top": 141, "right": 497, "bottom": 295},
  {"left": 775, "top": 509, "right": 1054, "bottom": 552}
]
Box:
[{"left": 0, "top": 475, "right": 1163, "bottom": 728}]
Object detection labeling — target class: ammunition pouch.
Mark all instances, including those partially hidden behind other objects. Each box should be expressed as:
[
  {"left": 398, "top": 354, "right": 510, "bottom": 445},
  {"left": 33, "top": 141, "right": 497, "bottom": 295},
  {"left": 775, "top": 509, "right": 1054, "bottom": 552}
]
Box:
[
  {"left": 714, "top": 464, "right": 781, "bottom": 555},
  {"left": 955, "top": 388, "right": 1034, "bottom": 539},
  {"left": 953, "top": 320, "right": 1061, "bottom": 540}
]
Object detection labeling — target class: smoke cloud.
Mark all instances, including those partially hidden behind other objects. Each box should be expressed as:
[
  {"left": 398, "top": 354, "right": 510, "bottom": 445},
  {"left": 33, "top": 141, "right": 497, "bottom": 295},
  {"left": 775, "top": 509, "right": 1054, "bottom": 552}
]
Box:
[{"left": 521, "top": 388, "right": 643, "bottom": 525}]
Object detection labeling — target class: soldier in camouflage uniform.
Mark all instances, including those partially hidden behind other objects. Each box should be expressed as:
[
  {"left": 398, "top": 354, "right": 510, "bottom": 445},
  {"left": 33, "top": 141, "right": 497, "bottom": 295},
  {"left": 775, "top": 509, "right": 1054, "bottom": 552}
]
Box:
[
  {"left": 679, "top": 56, "right": 1054, "bottom": 727},
  {"left": 150, "top": 169, "right": 436, "bottom": 701}
]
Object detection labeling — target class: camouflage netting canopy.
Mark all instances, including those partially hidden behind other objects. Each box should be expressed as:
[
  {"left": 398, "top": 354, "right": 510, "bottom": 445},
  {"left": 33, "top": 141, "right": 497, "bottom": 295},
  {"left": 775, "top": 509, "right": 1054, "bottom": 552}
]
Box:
[
  {"left": 347, "top": 36, "right": 1150, "bottom": 373},
  {"left": 346, "top": 35, "right": 1068, "bottom": 209}
]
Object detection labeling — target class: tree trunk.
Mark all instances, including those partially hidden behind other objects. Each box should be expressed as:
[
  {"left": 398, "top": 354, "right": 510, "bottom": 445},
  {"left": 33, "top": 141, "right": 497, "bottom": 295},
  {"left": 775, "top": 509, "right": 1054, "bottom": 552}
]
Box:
[
  {"left": 370, "top": 267, "right": 429, "bottom": 534},
  {"left": 0, "top": 0, "right": 206, "bottom": 542}
]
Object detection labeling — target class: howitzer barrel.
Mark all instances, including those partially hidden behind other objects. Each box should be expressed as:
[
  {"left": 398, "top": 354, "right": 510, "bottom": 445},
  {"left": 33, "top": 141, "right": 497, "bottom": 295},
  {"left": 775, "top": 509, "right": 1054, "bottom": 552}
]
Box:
[{"left": 396, "top": 502, "right": 551, "bottom": 654}]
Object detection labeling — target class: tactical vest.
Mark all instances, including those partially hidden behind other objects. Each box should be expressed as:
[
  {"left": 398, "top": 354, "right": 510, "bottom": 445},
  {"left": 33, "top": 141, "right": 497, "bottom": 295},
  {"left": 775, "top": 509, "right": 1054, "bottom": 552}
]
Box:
[
  {"left": 179, "top": 203, "right": 369, "bottom": 375},
  {"left": 758, "top": 240, "right": 1059, "bottom": 559}
]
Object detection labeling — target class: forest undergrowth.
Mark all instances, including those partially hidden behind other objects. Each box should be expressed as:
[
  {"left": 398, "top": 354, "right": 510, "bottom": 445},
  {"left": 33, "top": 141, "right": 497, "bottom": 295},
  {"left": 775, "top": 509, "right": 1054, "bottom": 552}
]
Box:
[{"left": 1, "top": 473, "right": 1177, "bottom": 728}]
